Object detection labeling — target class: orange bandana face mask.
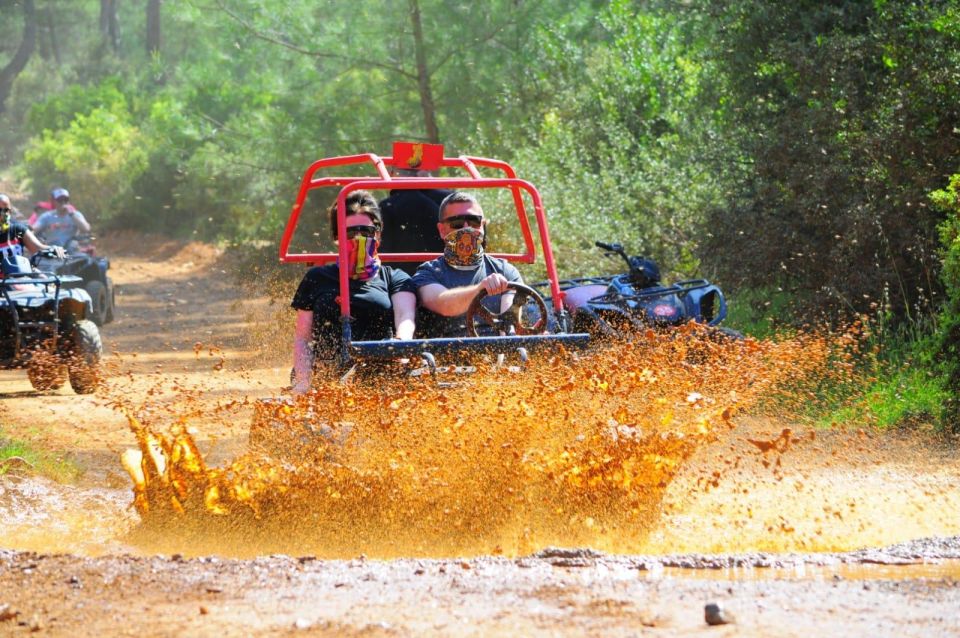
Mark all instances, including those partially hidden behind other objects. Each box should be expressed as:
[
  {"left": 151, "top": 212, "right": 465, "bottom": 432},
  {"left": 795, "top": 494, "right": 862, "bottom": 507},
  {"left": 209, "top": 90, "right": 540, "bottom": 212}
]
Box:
[{"left": 443, "top": 227, "right": 484, "bottom": 270}]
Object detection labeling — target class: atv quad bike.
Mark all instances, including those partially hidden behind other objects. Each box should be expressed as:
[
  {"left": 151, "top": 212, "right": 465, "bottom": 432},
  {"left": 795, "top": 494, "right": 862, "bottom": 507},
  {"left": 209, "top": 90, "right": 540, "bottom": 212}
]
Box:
[
  {"left": 546, "top": 241, "right": 741, "bottom": 340},
  {"left": 0, "top": 252, "right": 103, "bottom": 394},
  {"left": 32, "top": 236, "right": 116, "bottom": 326}
]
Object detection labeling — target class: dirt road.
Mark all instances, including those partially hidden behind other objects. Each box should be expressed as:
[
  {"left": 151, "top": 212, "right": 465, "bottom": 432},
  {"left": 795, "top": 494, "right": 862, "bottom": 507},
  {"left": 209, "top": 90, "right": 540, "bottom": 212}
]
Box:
[{"left": 2, "top": 235, "right": 960, "bottom": 637}]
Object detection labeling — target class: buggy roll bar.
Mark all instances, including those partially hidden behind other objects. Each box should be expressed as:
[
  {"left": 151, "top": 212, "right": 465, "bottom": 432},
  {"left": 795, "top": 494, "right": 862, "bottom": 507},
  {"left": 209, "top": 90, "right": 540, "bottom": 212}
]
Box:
[{"left": 278, "top": 150, "right": 569, "bottom": 332}]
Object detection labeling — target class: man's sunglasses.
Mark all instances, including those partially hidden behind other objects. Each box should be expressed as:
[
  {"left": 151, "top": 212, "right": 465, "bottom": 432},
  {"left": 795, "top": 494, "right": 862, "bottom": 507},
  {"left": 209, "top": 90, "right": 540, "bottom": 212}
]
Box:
[
  {"left": 345, "top": 225, "right": 379, "bottom": 239},
  {"left": 56, "top": 197, "right": 70, "bottom": 204},
  {"left": 442, "top": 214, "right": 484, "bottom": 229},
  {"left": 0, "top": 207, "right": 9, "bottom": 214}
]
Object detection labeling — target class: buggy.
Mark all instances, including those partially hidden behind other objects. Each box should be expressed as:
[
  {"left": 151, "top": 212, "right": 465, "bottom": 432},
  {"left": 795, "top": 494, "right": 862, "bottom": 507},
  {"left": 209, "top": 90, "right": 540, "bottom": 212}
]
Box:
[
  {"left": 0, "top": 252, "right": 102, "bottom": 394},
  {"left": 278, "top": 141, "right": 590, "bottom": 373}
]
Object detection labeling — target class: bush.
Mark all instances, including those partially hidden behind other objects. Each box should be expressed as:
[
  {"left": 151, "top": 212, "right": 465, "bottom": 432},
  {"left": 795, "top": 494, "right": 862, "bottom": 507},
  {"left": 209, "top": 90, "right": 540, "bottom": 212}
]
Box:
[{"left": 930, "top": 172, "right": 960, "bottom": 432}]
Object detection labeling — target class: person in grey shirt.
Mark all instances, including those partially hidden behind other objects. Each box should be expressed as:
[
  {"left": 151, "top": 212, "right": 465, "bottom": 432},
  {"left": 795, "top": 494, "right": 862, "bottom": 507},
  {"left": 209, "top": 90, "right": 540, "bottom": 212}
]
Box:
[
  {"left": 32, "top": 188, "right": 90, "bottom": 252},
  {"left": 412, "top": 192, "right": 522, "bottom": 337}
]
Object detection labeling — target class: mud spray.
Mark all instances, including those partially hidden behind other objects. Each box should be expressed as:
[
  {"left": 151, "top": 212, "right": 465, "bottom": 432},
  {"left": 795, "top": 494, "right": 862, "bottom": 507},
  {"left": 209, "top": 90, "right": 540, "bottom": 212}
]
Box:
[{"left": 104, "top": 321, "right": 960, "bottom": 560}]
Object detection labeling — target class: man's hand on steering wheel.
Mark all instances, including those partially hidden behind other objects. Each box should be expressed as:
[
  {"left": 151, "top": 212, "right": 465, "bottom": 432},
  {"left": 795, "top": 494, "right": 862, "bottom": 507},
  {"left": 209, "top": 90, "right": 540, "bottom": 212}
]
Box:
[
  {"left": 479, "top": 273, "right": 510, "bottom": 296},
  {"left": 465, "top": 282, "right": 549, "bottom": 337}
]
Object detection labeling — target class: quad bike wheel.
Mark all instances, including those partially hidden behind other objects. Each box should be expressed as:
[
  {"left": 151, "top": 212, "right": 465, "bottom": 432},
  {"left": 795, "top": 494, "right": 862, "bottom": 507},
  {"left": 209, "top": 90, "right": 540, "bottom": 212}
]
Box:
[
  {"left": 86, "top": 280, "right": 108, "bottom": 326},
  {"left": 65, "top": 319, "right": 102, "bottom": 394},
  {"left": 26, "top": 350, "right": 67, "bottom": 391}
]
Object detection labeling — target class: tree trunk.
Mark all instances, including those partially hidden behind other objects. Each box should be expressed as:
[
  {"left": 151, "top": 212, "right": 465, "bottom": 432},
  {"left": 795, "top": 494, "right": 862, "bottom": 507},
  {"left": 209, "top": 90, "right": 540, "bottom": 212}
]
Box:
[
  {"left": 43, "top": 6, "right": 61, "bottom": 65},
  {"left": 409, "top": 0, "right": 439, "bottom": 143},
  {"left": 100, "top": 0, "right": 121, "bottom": 54},
  {"left": 0, "top": 0, "right": 37, "bottom": 114},
  {"left": 146, "top": 0, "right": 162, "bottom": 56}
]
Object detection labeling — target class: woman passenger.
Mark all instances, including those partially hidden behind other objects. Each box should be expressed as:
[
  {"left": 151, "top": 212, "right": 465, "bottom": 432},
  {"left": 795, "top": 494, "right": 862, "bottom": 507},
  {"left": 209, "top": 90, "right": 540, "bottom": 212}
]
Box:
[{"left": 290, "top": 190, "right": 416, "bottom": 393}]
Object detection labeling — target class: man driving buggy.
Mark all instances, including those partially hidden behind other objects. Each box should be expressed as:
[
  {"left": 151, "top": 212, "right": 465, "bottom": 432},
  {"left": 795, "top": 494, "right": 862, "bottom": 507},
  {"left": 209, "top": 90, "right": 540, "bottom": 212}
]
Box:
[{"left": 412, "top": 191, "right": 524, "bottom": 337}]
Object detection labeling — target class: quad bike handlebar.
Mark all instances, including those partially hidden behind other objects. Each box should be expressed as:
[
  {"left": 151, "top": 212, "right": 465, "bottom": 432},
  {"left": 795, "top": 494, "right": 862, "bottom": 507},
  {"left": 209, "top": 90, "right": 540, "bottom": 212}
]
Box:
[{"left": 595, "top": 240, "right": 660, "bottom": 287}]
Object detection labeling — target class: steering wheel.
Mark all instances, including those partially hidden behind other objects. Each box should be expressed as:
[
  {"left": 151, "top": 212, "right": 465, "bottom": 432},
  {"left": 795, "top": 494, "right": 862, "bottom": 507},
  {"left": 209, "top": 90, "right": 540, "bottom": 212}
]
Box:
[{"left": 465, "top": 282, "right": 549, "bottom": 337}]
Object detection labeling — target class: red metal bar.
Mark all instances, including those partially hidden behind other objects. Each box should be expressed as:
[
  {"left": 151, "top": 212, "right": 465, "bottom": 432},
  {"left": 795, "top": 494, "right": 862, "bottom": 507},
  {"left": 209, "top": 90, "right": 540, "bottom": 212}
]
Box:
[
  {"left": 280, "top": 150, "right": 566, "bottom": 322},
  {"left": 281, "top": 176, "right": 538, "bottom": 262}
]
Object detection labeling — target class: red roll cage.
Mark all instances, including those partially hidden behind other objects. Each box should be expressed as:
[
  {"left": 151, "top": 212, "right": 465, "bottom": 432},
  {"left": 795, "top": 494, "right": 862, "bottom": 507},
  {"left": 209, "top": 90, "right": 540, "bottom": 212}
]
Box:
[{"left": 279, "top": 144, "right": 568, "bottom": 323}]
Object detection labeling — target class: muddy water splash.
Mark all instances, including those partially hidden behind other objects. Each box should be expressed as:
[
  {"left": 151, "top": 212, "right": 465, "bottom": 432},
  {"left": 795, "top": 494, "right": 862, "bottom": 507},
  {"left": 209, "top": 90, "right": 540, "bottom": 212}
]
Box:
[{"left": 118, "top": 326, "right": 852, "bottom": 559}]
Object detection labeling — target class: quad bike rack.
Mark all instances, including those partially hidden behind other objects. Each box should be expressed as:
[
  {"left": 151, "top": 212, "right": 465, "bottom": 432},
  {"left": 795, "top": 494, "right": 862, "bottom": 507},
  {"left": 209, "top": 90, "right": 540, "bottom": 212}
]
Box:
[
  {"left": 0, "top": 272, "right": 69, "bottom": 362},
  {"left": 279, "top": 143, "right": 589, "bottom": 368}
]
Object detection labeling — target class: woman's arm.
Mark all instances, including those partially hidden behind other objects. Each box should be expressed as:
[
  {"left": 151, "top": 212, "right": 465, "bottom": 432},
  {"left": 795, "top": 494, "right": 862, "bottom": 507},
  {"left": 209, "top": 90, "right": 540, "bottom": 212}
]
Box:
[
  {"left": 391, "top": 291, "right": 417, "bottom": 340},
  {"left": 291, "top": 309, "right": 315, "bottom": 394}
]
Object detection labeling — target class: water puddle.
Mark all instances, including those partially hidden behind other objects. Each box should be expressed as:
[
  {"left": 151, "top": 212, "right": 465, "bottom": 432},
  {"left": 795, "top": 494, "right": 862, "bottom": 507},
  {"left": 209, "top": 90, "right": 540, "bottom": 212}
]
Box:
[
  {"left": 644, "top": 560, "right": 960, "bottom": 581},
  {"left": 7, "top": 325, "right": 960, "bottom": 566}
]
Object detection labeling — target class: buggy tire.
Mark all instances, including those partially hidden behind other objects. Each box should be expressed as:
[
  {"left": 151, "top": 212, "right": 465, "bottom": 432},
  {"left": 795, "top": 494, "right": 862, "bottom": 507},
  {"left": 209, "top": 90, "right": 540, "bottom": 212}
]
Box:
[
  {"left": 27, "top": 354, "right": 67, "bottom": 391},
  {"left": 86, "top": 280, "right": 108, "bottom": 326},
  {"left": 65, "top": 320, "right": 102, "bottom": 394},
  {"left": 104, "top": 277, "right": 115, "bottom": 323}
]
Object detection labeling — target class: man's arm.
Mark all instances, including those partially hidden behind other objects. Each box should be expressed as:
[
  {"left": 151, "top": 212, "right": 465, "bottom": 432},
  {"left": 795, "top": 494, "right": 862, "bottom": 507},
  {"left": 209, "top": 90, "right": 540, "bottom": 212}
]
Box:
[
  {"left": 22, "top": 229, "right": 65, "bottom": 258},
  {"left": 31, "top": 214, "right": 49, "bottom": 234},
  {"left": 72, "top": 211, "right": 91, "bottom": 234},
  {"left": 417, "top": 273, "right": 512, "bottom": 317}
]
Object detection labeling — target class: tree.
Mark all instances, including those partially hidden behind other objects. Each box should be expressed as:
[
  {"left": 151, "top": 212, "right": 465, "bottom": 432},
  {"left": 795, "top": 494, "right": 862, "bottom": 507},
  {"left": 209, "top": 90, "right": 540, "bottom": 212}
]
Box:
[
  {"left": 0, "top": 0, "right": 37, "bottom": 114},
  {"left": 147, "top": 0, "right": 161, "bottom": 56},
  {"left": 100, "top": 0, "right": 121, "bottom": 54},
  {"left": 701, "top": 0, "right": 960, "bottom": 323}
]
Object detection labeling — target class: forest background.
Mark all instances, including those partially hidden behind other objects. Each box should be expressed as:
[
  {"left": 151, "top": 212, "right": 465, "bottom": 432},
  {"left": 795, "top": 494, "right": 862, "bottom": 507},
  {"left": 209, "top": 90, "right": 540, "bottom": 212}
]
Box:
[{"left": 1, "top": 0, "right": 959, "bottom": 431}]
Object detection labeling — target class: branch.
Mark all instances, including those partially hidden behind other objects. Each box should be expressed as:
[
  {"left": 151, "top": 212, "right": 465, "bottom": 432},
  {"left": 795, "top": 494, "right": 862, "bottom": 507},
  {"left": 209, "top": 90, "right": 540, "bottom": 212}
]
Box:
[
  {"left": 426, "top": 2, "right": 540, "bottom": 77},
  {"left": 213, "top": 0, "right": 416, "bottom": 81}
]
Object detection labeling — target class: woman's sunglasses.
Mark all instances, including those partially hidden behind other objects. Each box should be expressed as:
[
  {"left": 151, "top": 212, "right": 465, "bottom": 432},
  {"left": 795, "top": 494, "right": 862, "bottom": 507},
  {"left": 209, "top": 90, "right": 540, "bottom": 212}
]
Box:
[
  {"left": 442, "top": 214, "right": 484, "bottom": 230},
  {"left": 345, "top": 225, "right": 379, "bottom": 239}
]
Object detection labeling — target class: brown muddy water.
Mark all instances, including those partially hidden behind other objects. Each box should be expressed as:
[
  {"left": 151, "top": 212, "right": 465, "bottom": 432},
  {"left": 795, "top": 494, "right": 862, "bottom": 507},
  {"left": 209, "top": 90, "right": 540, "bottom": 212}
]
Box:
[{"left": 4, "top": 326, "right": 959, "bottom": 576}]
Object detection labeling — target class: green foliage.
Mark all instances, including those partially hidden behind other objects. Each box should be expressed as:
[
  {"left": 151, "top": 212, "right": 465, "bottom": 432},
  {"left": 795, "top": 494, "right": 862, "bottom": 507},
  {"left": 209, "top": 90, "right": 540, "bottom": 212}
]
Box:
[
  {"left": 509, "top": 0, "right": 732, "bottom": 279},
  {"left": 929, "top": 171, "right": 960, "bottom": 431},
  {"left": 702, "top": 0, "right": 960, "bottom": 323},
  {"left": 822, "top": 363, "right": 947, "bottom": 430},
  {"left": 0, "top": 428, "right": 82, "bottom": 482},
  {"left": 19, "top": 80, "right": 149, "bottom": 221}
]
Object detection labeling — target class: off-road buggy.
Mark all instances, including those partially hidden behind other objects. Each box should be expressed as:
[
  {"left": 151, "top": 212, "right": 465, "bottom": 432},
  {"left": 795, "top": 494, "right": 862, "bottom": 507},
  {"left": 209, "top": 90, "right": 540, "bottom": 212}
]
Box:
[
  {"left": 250, "top": 142, "right": 592, "bottom": 453},
  {"left": 278, "top": 141, "right": 590, "bottom": 371},
  {"left": 0, "top": 252, "right": 102, "bottom": 394},
  {"left": 31, "top": 235, "right": 116, "bottom": 326},
  {"left": 249, "top": 142, "right": 743, "bottom": 455}
]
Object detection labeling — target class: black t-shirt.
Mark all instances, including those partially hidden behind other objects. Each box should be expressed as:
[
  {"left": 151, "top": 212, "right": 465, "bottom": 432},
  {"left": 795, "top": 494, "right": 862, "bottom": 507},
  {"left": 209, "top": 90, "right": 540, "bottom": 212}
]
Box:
[
  {"left": 291, "top": 264, "right": 415, "bottom": 360},
  {"left": 378, "top": 189, "right": 452, "bottom": 274},
  {"left": 0, "top": 221, "right": 29, "bottom": 275}
]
